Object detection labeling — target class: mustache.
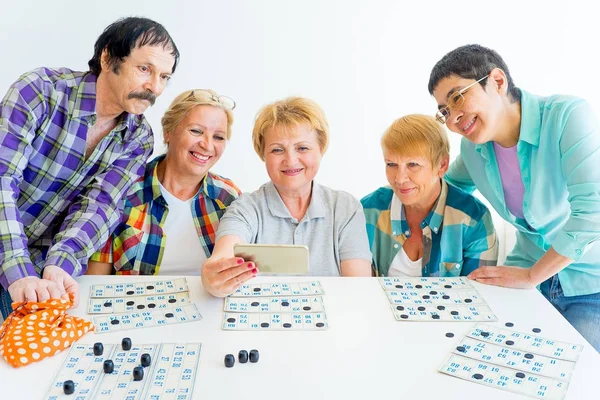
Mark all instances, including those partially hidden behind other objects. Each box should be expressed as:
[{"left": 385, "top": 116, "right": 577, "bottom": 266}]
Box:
[{"left": 128, "top": 91, "right": 156, "bottom": 106}]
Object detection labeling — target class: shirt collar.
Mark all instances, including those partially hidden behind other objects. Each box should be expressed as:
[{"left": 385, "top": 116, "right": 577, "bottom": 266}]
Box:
[
  {"left": 474, "top": 88, "right": 539, "bottom": 156},
  {"left": 517, "top": 89, "right": 541, "bottom": 147},
  {"left": 265, "top": 181, "right": 326, "bottom": 221},
  {"left": 390, "top": 179, "right": 448, "bottom": 235},
  {"left": 72, "top": 72, "right": 144, "bottom": 141}
]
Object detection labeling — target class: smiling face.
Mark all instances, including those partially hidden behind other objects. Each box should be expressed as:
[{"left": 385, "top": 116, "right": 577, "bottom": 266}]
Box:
[
  {"left": 264, "top": 124, "right": 323, "bottom": 196},
  {"left": 164, "top": 105, "right": 228, "bottom": 180},
  {"left": 432, "top": 74, "right": 504, "bottom": 145},
  {"left": 384, "top": 149, "right": 448, "bottom": 209},
  {"left": 101, "top": 44, "right": 175, "bottom": 115}
]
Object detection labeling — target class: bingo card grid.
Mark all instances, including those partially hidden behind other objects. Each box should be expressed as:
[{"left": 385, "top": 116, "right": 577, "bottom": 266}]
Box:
[
  {"left": 89, "top": 279, "right": 190, "bottom": 299},
  {"left": 93, "top": 304, "right": 203, "bottom": 334},
  {"left": 379, "top": 277, "right": 498, "bottom": 322},
  {"left": 439, "top": 323, "right": 584, "bottom": 400},
  {"left": 88, "top": 292, "right": 192, "bottom": 314},
  {"left": 223, "top": 281, "right": 329, "bottom": 330},
  {"left": 45, "top": 343, "right": 201, "bottom": 400}
]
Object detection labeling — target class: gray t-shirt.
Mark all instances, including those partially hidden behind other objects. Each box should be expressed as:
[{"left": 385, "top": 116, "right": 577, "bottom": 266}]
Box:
[{"left": 216, "top": 181, "right": 372, "bottom": 276}]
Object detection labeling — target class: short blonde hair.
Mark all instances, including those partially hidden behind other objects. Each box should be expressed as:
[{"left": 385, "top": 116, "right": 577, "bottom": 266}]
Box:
[
  {"left": 161, "top": 89, "right": 234, "bottom": 140},
  {"left": 252, "top": 97, "right": 329, "bottom": 161},
  {"left": 381, "top": 114, "right": 449, "bottom": 165}
]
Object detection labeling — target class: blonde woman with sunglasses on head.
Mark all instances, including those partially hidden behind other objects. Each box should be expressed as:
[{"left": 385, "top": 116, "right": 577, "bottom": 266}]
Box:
[
  {"left": 429, "top": 44, "right": 600, "bottom": 352},
  {"left": 86, "top": 89, "right": 240, "bottom": 276}
]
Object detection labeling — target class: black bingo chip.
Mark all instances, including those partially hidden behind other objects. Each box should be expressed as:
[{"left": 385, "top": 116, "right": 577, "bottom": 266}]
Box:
[
  {"left": 133, "top": 366, "right": 144, "bottom": 381},
  {"left": 516, "top": 372, "right": 526, "bottom": 379},
  {"left": 63, "top": 380, "right": 75, "bottom": 395},
  {"left": 472, "top": 373, "right": 483, "bottom": 380},
  {"left": 93, "top": 342, "right": 104, "bottom": 356},
  {"left": 249, "top": 349, "right": 259, "bottom": 363},
  {"left": 224, "top": 354, "right": 235, "bottom": 368},
  {"left": 121, "top": 337, "right": 132, "bottom": 351},
  {"left": 238, "top": 350, "right": 248, "bottom": 363},
  {"left": 165, "top": 313, "right": 174, "bottom": 318},
  {"left": 140, "top": 353, "right": 151, "bottom": 367},
  {"left": 103, "top": 360, "right": 114, "bottom": 374},
  {"left": 445, "top": 332, "right": 454, "bottom": 338}
]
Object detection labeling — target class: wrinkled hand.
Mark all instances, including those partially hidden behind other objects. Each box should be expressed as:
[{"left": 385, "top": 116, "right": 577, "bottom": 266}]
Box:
[
  {"left": 467, "top": 266, "right": 536, "bottom": 289},
  {"left": 7, "top": 275, "right": 67, "bottom": 304},
  {"left": 42, "top": 265, "right": 80, "bottom": 307},
  {"left": 201, "top": 257, "right": 257, "bottom": 297}
]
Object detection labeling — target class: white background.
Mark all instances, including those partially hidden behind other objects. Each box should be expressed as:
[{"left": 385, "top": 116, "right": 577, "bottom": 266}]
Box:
[{"left": 1, "top": 0, "right": 599, "bottom": 262}]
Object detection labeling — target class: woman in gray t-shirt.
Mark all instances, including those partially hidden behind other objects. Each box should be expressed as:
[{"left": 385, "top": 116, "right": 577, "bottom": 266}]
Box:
[{"left": 201, "top": 97, "right": 372, "bottom": 297}]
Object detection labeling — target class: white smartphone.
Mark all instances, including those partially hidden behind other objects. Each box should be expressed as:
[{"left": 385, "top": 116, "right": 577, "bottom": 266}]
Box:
[{"left": 233, "top": 243, "right": 309, "bottom": 275}]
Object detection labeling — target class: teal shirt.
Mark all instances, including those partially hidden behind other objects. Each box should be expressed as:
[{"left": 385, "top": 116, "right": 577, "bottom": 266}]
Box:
[{"left": 446, "top": 89, "right": 600, "bottom": 296}]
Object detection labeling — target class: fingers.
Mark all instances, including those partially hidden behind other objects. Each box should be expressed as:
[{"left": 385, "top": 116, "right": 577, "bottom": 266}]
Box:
[
  {"left": 24, "top": 286, "right": 38, "bottom": 303},
  {"left": 203, "top": 258, "right": 258, "bottom": 296},
  {"left": 46, "top": 283, "right": 66, "bottom": 301},
  {"left": 206, "top": 257, "right": 247, "bottom": 274},
  {"left": 468, "top": 266, "right": 501, "bottom": 280},
  {"left": 64, "top": 278, "right": 80, "bottom": 307},
  {"left": 35, "top": 285, "right": 51, "bottom": 302}
]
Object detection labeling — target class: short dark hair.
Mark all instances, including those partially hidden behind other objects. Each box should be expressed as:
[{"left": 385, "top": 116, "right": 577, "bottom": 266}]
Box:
[
  {"left": 88, "top": 17, "right": 179, "bottom": 76},
  {"left": 428, "top": 44, "right": 520, "bottom": 102}
]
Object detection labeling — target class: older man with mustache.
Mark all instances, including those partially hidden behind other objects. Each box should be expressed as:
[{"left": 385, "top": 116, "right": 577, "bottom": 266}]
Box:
[{"left": 0, "top": 16, "right": 179, "bottom": 316}]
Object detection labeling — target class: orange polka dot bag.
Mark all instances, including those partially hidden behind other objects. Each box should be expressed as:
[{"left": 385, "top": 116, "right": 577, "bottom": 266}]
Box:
[{"left": 0, "top": 295, "right": 94, "bottom": 367}]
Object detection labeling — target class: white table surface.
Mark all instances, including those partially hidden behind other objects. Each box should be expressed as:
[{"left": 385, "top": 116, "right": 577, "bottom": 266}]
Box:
[{"left": 1, "top": 275, "right": 599, "bottom": 400}]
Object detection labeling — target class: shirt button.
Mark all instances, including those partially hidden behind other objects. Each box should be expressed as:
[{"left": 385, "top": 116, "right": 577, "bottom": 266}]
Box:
[
  {"left": 392, "top": 231, "right": 396, "bottom": 235},
  {"left": 433, "top": 228, "right": 438, "bottom": 233},
  {"left": 421, "top": 222, "right": 426, "bottom": 228},
  {"left": 576, "top": 249, "right": 582, "bottom": 255},
  {"left": 523, "top": 201, "right": 528, "bottom": 207},
  {"left": 404, "top": 231, "right": 410, "bottom": 235},
  {"left": 394, "top": 244, "right": 399, "bottom": 249},
  {"left": 524, "top": 177, "right": 530, "bottom": 183}
]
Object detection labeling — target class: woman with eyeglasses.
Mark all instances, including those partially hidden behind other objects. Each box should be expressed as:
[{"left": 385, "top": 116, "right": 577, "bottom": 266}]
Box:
[
  {"left": 429, "top": 44, "right": 600, "bottom": 351},
  {"left": 361, "top": 114, "right": 498, "bottom": 278},
  {"left": 86, "top": 89, "right": 240, "bottom": 276},
  {"left": 201, "top": 97, "right": 372, "bottom": 297}
]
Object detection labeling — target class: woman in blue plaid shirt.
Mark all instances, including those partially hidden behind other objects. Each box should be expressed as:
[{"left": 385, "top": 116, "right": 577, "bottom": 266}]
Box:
[{"left": 361, "top": 114, "right": 498, "bottom": 277}]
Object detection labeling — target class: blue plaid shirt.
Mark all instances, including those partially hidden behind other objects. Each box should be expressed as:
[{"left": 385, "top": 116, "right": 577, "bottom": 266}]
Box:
[{"left": 361, "top": 180, "right": 498, "bottom": 277}]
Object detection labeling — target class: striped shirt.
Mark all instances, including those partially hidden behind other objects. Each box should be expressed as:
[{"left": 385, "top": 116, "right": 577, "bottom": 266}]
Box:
[
  {"left": 361, "top": 180, "right": 498, "bottom": 277},
  {"left": 0, "top": 67, "right": 153, "bottom": 289},
  {"left": 90, "top": 155, "right": 241, "bottom": 275}
]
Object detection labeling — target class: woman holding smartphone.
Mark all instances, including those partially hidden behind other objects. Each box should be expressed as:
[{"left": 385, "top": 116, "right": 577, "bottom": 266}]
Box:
[{"left": 201, "top": 97, "right": 372, "bottom": 297}]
